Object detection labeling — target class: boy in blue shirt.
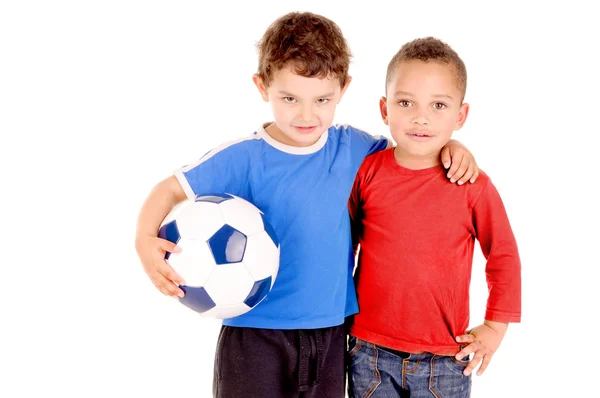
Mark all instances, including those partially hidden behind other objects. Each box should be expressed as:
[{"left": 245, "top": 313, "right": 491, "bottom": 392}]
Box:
[{"left": 135, "top": 12, "right": 479, "bottom": 398}]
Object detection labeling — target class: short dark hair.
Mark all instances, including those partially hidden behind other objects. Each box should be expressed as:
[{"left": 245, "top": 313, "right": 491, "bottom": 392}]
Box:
[
  {"left": 386, "top": 37, "right": 467, "bottom": 101},
  {"left": 256, "top": 12, "right": 351, "bottom": 87}
]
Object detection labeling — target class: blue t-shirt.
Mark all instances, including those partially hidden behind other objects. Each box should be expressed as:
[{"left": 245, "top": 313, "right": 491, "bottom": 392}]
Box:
[{"left": 174, "top": 123, "right": 389, "bottom": 329}]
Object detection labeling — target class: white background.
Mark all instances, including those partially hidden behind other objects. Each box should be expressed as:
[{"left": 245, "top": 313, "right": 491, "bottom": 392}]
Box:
[{"left": 1, "top": 1, "right": 598, "bottom": 397}]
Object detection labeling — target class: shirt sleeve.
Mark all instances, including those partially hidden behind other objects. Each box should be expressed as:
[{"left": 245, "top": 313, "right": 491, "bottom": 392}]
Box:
[
  {"left": 472, "top": 179, "right": 522, "bottom": 323},
  {"left": 348, "top": 171, "right": 363, "bottom": 257},
  {"left": 348, "top": 125, "right": 391, "bottom": 168},
  {"left": 174, "top": 140, "right": 255, "bottom": 199}
]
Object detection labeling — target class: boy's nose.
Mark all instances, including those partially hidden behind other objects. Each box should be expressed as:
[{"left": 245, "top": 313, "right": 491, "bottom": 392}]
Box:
[
  {"left": 300, "top": 106, "right": 314, "bottom": 122},
  {"left": 413, "top": 113, "right": 429, "bottom": 126}
]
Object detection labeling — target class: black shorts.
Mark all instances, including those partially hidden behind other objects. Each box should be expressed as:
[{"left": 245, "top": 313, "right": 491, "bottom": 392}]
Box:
[{"left": 213, "top": 324, "right": 346, "bottom": 398}]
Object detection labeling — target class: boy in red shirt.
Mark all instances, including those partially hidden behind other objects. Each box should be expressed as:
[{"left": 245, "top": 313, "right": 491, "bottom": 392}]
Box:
[{"left": 347, "top": 37, "right": 521, "bottom": 397}]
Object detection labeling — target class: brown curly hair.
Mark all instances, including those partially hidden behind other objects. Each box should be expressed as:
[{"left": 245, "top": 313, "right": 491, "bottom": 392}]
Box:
[
  {"left": 386, "top": 37, "right": 467, "bottom": 101},
  {"left": 256, "top": 12, "right": 351, "bottom": 88}
]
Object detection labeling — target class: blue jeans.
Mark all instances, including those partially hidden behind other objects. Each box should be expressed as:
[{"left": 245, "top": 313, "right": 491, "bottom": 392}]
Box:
[{"left": 348, "top": 336, "right": 471, "bottom": 397}]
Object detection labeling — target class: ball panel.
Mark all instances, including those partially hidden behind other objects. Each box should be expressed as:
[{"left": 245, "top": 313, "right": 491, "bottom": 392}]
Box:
[
  {"left": 226, "top": 194, "right": 263, "bottom": 214},
  {"left": 219, "top": 196, "right": 265, "bottom": 236},
  {"left": 241, "top": 231, "right": 280, "bottom": 281},
  {"left": 201, "top": 303, "right": 251, "bottom": 319},
  {"left": 204, "top": 264, "right": 255, "bottom": 305},
  {"left": 166, "top": 237, "right": 217, "bottom": 286},
  {"left": 243, "top": 276, "right": 272, "bottom": 308},
  {"left": 179, "top": 286, "right": 216, "bottom": 313},
  {"left": 208, "top": 224, "right": 247, "bottom": 264},
  {"left": 158, "top": 220, "right": 181, "bottom": 244},
  {"left": 176, "top": 201, "right": 225, "bottom": 240},
  {"left": 194, "top": 194, "right": 232, "bottom": 204},
  {"left": 261, "top": 213, "right": 280, "bottom": 248}
]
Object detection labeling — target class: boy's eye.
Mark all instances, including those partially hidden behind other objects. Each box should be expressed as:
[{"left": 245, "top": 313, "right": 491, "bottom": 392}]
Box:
[
  {"left": 316, "top": 98, "right": 330, "bottom": 104},
  {"left": 433, "top": 102, "right": 447, "bottom": 110},
  {"left": 398, "top": 100, "right": 412, "bottom": 107},
  {"left": 283, "top": 97, "right": 297, "bottom": 103}
]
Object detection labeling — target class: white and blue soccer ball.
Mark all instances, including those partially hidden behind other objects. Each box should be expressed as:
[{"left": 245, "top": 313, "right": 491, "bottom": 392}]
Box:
[{"left": 158, "top": 193, "right": 280, "bottom": 319}]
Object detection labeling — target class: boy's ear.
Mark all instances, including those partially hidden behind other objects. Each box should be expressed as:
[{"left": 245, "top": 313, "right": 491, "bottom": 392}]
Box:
[
  {"left": 252, "top": 74, "right": 269, "bottom": 102},
  {"left": 379, "top": 96, "right": 389, "bottom": 125},
  {"left": 338, "top": 76, "right": 352, "bottom": 102},
  {"left": 454, "top": 103, "right": 470, "bottom": 130}
]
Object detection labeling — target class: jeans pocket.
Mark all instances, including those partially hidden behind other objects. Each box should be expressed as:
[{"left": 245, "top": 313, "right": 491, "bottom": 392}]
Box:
[
  {"left": 443, "top": 354, "right": 471, "bottom": 376},
  {"left": 348, "top": 341, "right": 381, "bottom": 398}
]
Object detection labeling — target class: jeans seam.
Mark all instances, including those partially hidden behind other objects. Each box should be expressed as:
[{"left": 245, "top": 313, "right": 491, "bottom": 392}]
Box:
[
  {"left": 349, "top": 337, "right": 363, "bottom": 357},
  {"left": 404, "top": 356, "right": 421, "bottom": 374},
  {"left": 429, "top": 355, "right": 442, "bottom": 398},
  {"left": 364, "top": 344, "right": 381, "bottom": 398},
  {"left": 402, "top": 358, "right": 408, "bottom": 389}
]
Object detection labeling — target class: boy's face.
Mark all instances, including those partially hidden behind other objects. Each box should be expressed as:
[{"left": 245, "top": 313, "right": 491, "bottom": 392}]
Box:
[
  {"left": 253, "top": 66, "right": 350, "bottom": 147},
  {"left": 381, "top": 60, "right": 469, "bottom": 167}
]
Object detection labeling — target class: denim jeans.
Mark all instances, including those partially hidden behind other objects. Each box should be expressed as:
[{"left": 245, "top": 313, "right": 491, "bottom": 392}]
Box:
[{"left": 347, "top": 336, "right": 471, "bottom": 397}]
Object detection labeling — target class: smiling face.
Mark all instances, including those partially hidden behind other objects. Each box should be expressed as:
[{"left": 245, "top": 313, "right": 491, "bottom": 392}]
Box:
[
  {"left": 253, "top": 65, "right": 350, "bottom": 147},
  {"left": 381, "top": 59, "right": 469, "bottom": 169}
]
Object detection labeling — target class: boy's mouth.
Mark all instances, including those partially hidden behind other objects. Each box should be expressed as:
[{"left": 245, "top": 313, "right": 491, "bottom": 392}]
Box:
[
  {"left": 295, "top": 126, "right": 317, "bottom": 134},
  {"left": 407, "top": 131, "right": 434, "bottom": 141}
]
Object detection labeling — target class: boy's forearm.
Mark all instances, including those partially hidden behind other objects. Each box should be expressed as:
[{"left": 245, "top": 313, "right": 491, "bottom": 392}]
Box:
[{"left": 136, "top": 176, "right": 187, "bottom": 239}]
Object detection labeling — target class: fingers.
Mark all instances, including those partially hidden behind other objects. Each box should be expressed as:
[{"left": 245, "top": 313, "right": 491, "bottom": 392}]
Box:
[
  {"left": 455, "top": 155, "right": 479, "bottom": 184},
  {"left": 445, "top": 150, "right": 481, "bottom": 184},
  {"left": 449, "top": 156, "right": 469, "bottom": 184},
  {"left": 464, "top": 352, "right": 483, "bottom": 376},
  {"left": 139, "top": 236, "right": 185, "bottom": 298},
  {"left": 456, "top": 334, "right": 476, "bottom": 344},
  {"left": 150, "top": 274, "right": 184, "bottom": 298},
  {"left": 455, "top": 342, "right": 476, "bottom": 361},
  {"left": 441, "top": 146, "right": 452, "bottom": 169},
  {"left": 155, "top": 255, "right": 186, "bottom": 294},
  {"left": 446, "top": 152, "right": 465, "bottom": 182},
  {"left": 469, "top": 158, "right": 480, "bottom": 183},
  {"left": 156, "top": 238, "right": 185, "bottom": 285},
  {"left": 160, "top": 238, "right": 181, "bottom": 254},
  {"left": 455, "top": 333, "right": 493, "bottom": 376},
  {"left": 469, "top": 169, "right": 480, "bottom": 184},
  {"left": 456, "top": 163, "right": 475, "bottom": 185},
  {"left": 151, "top": 248, "right": 186, "bottom": 297},
  {"left": 476, "top": 354, "right": 492, "bottom": 376},
  {"left": 161, "top": 263, "right": 186, "bottom": 286}
]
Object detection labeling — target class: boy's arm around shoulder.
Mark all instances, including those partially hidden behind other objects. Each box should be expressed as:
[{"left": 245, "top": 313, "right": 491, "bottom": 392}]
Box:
[
  {"left": 441, "top": 139, "right": 480, "bottom": 184},
  {"left": 135, "top": 175, "right": 188, "bottom": 298},
  {"left": 346, "top": 125, "right": 480, "bottom": 184}
]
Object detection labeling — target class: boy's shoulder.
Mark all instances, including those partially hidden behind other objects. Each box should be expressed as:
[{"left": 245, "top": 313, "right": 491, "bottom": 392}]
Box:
[
  {"left": 355, "top": 148, "right": 392, "bottom": 180},
  {"left": 178, "top": 128, "right": 267, "bottom": 176},
  {"left": 330, "top": 124, "right": 390, "bottom": 161},
  {"left": 463, "top": 169, "right": 492, "bottom": 207},
  {"left": 329, "top": 123, "right": 379, "bottom": 142},
  {"left": 199, "top": 128, "right": 266, "bottom": 159}
]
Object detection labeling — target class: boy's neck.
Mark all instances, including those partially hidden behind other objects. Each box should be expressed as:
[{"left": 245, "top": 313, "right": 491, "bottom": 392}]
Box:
[{"left": 393, "top": 146, "right": 441, "bottom": 170}]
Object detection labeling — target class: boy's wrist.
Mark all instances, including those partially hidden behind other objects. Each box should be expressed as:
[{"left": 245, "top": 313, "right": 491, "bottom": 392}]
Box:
[{"left": 483, "top": 320, "right": 509, "bottom": 334}]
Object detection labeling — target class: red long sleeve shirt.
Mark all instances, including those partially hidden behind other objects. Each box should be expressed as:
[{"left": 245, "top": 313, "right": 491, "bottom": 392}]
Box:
[{"left": 349, "top": 148, "right": 521, "bottom": 355}]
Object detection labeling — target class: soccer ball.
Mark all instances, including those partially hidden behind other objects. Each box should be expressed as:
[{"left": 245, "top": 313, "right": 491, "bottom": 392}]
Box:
[{"left": 158, "top": 193, "right": 280, "bottom": 319}]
